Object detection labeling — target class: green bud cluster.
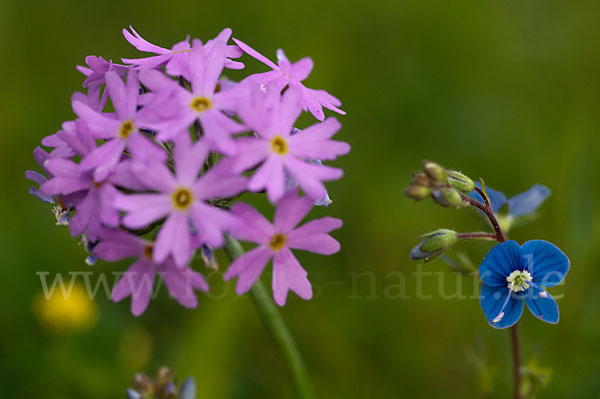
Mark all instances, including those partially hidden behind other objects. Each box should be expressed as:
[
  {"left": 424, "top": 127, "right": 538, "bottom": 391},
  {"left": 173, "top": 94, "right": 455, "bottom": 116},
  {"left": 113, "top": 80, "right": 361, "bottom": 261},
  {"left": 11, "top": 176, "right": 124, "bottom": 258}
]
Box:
[{"left": 404, "top": 161, "right": 474, "bottom": 208}]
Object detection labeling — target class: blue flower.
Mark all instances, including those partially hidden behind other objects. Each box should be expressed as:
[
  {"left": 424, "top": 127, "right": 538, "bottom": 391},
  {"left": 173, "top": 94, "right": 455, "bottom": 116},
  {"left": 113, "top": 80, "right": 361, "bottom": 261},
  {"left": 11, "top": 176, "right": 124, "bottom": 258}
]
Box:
[
  {"left": 479, "top": 240, "right": 570, "bottom": 329},
  {"left": 470, "top": 183, "right": 551, "bottom": 230}
]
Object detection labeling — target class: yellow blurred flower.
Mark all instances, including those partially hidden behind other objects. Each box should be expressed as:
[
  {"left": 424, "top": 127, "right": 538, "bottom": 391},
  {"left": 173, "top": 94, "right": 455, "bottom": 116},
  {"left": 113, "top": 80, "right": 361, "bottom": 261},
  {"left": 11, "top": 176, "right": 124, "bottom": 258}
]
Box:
[{"left": 33, "top": 282, "right": 97, "bottom": 333}]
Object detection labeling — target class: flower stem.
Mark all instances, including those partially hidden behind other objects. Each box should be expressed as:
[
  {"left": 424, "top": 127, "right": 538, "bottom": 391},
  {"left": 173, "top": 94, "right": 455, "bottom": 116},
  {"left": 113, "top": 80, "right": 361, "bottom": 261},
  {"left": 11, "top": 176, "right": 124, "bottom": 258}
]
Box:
[
  {"left": 510, "top": 324, "right": 521, "bottom": 399},
  {"left": 459, "top": 192, "right": 507, "bottom": 242},
  {"left": 456, "top": 232, "right": 498, "bottom": 241},
  {"left": 224, "top": 237, "right": 316, "bottom": 399},
  {"left": 459, "top": 191, "right": 521, "bottom": 397}
]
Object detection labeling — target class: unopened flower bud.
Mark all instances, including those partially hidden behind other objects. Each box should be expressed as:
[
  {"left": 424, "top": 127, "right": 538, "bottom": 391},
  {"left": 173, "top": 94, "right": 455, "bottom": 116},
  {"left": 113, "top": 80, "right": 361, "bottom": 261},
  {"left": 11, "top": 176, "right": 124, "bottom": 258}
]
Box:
[
  {"left": 432, "top": 188, "right": 466, "bottom": 208},
  {"left": 420, "top": 229, "right": 458, "bottom": 252},
  {"left": 422, "top": 161, "right": 446, "bottom": 183},
  {"left": 410, "top": 229, "right": 458, "bottom": 261},
  {"left": 447, "top": 170, "right": 475, "bottom": 193},
  {"left": 404, "top": 184, "right": 432, "bottom": 201},
  {"left": 412, "top": 172, "right": 430, "bottom": 187}
]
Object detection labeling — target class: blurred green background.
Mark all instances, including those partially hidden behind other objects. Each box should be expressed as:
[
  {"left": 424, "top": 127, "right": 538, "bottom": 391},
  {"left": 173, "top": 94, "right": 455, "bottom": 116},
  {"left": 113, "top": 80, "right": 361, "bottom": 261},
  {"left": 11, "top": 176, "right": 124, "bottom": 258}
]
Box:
[{"left": 1, "top": 0, "right": 600, "bottom": 397}]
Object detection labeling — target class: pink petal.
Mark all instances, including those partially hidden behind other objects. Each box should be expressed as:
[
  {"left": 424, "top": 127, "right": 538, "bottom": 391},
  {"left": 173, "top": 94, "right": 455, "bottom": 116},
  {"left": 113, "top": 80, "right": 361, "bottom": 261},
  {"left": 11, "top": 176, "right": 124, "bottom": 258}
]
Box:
[
  {"left": 154, "top": 212, "right": 191, "bottom": 266},
  {"left": 272, "top": 248, "right": 312, "bottom": 306},
  {"left": 126, "top": 132, "right": 167, "bottom": 164},
  {"left": 273, "top": 192, "right": 314, "bottom": 233},
  {"left": 78, "top": 138, "right": 125, "bottom": 182},
  {"left": 276, "top": 49, "right": 292, "bottom": 71},
  {"left": 232, "top": 137, "right": 269, "bottom": 173},
  {"left": 223, "top": 246, "right": 272, "bottom": 295},
  {"left": 197, "top": 110, "right": 241, "bottom": 156},
  {"left": 248, "top": 156, "right": 285, "bottom": 202},
  {"left": 117, "top": 193, "right": 172, "bottom": 229},
  {"left": 200, "top": 41, "right": 227, "bottom": 94},
  {"left": 288, "top": 119, "right": 350, "bottom": 160},
  {"left": 290, "top": 57, "right": 313, "bottom": 81},
  {"left": 138, "top": 68, "right": 177, "bottom": 92},
  {"left": 232, "top": 38, "right": 279, "bottom": 70},
  {"left": 123, "top": 26, "right": 170, "bottom": 54},
  {"left": 284, "top": 156, "right": 342, "bottom": 200},
  {"left": 160, "top": 262, "right": 206, "bottom": 308},
  {"left": 277, "top": 87, "right": 303, "bottom": 134},
  {"left": 72, "top": 101, "right": 120, "bottom": 139},
  {"left": 188, "top": 202, "right": 236, "bottom": 248},
  {"left": 129, "top": 161, "right": 177, "bottom": 193},
  {"left": 98, "top": 183, "right": 120, "bottom": 227},
  {"left": 192, "top": 160, "right": 246, "bottom": 200},
  {"left": 112, "top": 258, "right": 156, "bottom": 316},
  {"left": 287, "top": 217, "right": 342, "bottom": 255},
  {"left": 105, "top": 70, "right": 129, "bottom": 120},
  {"left": 174, "top": 140, "right": 209, "bottom": 186},
  {"left": 94, "top": 230, "right": 144, "bottom": 261},
  {"left": 68, "top": 189, "right": 96, "bottom": 237},
  {"left": 230, "top": 202, "right": 274, "bottom": 244}
]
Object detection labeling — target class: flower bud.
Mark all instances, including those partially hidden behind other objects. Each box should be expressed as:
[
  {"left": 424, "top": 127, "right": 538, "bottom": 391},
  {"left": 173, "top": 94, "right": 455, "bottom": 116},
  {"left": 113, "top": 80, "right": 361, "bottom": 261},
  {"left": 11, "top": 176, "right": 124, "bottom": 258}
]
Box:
[
  {"left": 420, "top": 229, "right": 458, "bottom": 252},
  {"left": 412, "top": 172, "right": 430, "bottom": 187},
  {"left": 410, "top": 229, "right": 458, "bottom": 261},
  {"left": 432, "top": 188, "right": 466, "bottom": 208},
  {"left": 404, "top": 184, "right": 432, "bottom": 201},
  {"left": 422, "top": 161, "right": 446, "bottom": 183},
  {"left": 447, "top": 170, "right": 475, "bottom": 193}
]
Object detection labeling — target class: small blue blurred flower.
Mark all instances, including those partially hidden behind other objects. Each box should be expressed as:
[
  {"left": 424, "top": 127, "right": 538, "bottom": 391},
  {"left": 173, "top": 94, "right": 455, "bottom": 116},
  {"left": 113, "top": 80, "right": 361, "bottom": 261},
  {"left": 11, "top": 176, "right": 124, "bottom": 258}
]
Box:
[
  {"left": 479, "top": 240, "right": 569, "bottom": 329},
  {"left": 470, "top": 183, "right": 551, "bottom": 230}
]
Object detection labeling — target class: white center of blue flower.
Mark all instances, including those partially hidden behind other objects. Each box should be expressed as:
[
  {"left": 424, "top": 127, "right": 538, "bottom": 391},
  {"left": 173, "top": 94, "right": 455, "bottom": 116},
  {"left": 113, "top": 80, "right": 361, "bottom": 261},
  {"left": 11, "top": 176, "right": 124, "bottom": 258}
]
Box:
[{"left": 506, "top": 270, "right": 532, "bottom": 292}]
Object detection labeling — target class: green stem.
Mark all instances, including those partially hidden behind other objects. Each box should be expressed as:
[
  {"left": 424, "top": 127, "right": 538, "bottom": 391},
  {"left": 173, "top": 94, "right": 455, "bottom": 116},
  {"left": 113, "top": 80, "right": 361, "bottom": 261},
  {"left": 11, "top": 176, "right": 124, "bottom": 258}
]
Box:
[
  {"left": 510, "top": 324, "right": 522, "bottom": 399},
  {"left": 225, "top": 237, "right": 316, "bottom": 399}
]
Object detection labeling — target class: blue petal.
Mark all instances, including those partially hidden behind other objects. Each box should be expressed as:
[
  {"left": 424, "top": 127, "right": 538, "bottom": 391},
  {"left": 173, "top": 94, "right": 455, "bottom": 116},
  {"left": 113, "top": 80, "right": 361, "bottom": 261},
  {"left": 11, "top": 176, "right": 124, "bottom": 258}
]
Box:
[
  {"left": 28, "top": 186, "right": 56, "bottom": 204},
  {"left": 507, "top": 184, "right": 551, "bottom": 217},
  {"left": 179, "top": 377, "right": 197, "bottom": 399},
  {"left": 521, "top": 240, "right": 570, "bottom": 287},
  {"left": 480, "top": 284, "right": 524, "bottom": 329},
  {"left": 524, "top": 290, "right": 559, "bottom": 324},
  {"left": 470, "top": 182, "right": 507, "bottom": 214},
  {"left": 479, "top": 240, "right": 523, "bottom": 286}
]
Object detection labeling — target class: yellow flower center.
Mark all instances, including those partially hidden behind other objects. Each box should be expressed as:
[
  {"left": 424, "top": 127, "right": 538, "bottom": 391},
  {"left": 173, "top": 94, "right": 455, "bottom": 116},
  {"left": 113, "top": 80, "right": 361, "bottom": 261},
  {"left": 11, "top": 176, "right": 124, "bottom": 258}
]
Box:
[
  {"left": 172, "top": 187, "right": 194, "bottom": 210},
  {"left": 270, "top": 135, "right": 288, "bottom": 155},
  {"left": 269, "top": 233, "right": 287, "bottom": 251},
  {"left": 506, "top": 270, "right": 533, "bottom": 292},
  {"left": 190, "top": 96, "right": 212, "bottom": 113},
  {"left": 119, "top": 120, "right": 135, "bottom": 139},
  {"left": 143, "top": 244, "right": 154, "bottom": 260}
]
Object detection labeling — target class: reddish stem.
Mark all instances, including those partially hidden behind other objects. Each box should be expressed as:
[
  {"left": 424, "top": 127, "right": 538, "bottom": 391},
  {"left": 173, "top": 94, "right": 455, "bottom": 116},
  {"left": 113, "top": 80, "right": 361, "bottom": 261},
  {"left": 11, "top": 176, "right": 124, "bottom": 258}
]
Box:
[
  {"left": 457, "top": 232, "right": 498, "bottom": 240},
  {"left": 459, "top": 193, "right": 507, "bottom": 243},
  {"left": 460, "top": 190, "right": 520, "bottom": 397},
  {"left": 474, "top": 185, "right": 491, "bottom": 209}
]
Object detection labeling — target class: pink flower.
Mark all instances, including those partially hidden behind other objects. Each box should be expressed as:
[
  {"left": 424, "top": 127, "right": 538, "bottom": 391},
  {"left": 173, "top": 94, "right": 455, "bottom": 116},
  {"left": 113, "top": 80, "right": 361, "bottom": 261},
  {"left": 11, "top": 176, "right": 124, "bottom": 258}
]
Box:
[
  {"left": 73, "top": 69, "right": 167, "bottom": 182},
  {"left": 224, "top": 192, "right": 342, "bottom": 306},
  {"left": 94, "top": 230, "right": 208, "bottom": 316},
  {"left": 76, "top": 55, "right": 129, "bottom": 89},
  {"left": 233, "top": 38, "right": 345, "bottom": 121},
  {"left": 114, "top": 139, "right": 247, "bottom": 267},
  {"left": 122, "top": 26, "right": 243, "bottom": 78},
  {"left": 234, "top": 86, "right": 350, "bottom": 203},
  {"left": 41, "top": 158, "right": 120, "bottom": 240},
  {"left": 139, "top": 40, "right": 248, "bottom": 154}
]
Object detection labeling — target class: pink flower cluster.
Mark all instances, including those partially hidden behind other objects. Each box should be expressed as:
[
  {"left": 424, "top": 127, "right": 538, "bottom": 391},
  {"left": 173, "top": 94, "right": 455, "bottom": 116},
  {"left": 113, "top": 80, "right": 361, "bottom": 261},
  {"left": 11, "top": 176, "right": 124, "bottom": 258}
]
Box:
[{"left": 27, "top": 27, "right": 349, "bottom": 315}]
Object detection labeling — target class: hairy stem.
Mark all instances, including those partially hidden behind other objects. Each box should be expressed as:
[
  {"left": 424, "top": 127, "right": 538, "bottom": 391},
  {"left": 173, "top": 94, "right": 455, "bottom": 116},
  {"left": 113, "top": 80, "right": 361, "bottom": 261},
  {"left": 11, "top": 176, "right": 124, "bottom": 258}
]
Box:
[{"left": 224, "top": 237, "right": 316, "bottom": 399}]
